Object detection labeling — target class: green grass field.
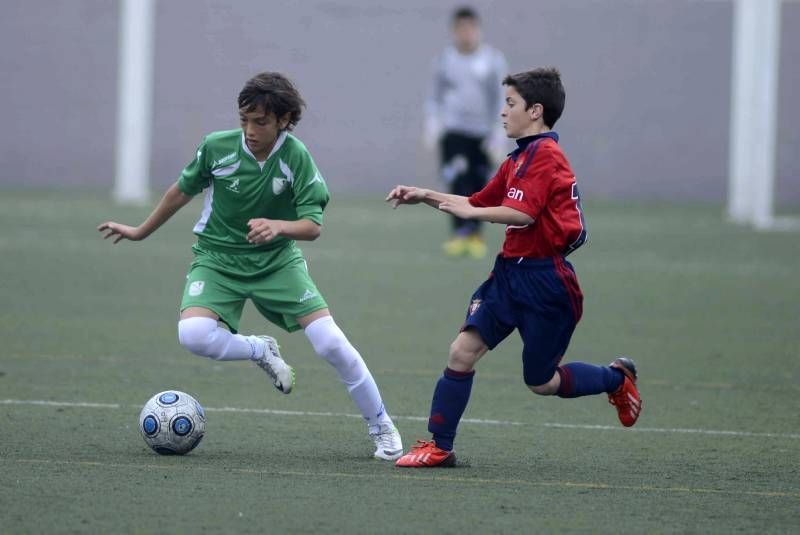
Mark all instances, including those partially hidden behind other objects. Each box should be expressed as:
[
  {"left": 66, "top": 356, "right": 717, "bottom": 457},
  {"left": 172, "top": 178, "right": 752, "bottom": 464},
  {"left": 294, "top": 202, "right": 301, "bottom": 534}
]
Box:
[{"left": 1, "top": 190, "right": 798, "bottom": 533}]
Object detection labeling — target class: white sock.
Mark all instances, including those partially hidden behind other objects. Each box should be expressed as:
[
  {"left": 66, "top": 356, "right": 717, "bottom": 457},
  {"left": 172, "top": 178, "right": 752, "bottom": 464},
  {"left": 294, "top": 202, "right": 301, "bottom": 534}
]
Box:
[
  {"left": 178, "top": 317, "right": 263, "bottom": 361},
  {"left": 304, "top": 316, "right": 393, "bottom": 430}
]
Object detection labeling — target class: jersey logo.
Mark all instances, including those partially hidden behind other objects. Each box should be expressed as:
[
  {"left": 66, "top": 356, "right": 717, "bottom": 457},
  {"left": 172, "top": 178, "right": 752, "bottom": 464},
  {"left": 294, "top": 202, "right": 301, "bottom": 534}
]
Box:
[
  {"left": 272, "top": 177, "right": 288, "bottom": 195},
  {"left": 213, "top": 151, "right": 238, "bottom": 167},
  {"left": 225, "top": 178, "right": 240, "bottom": 193},
  {"left": 507, "top": 187, "right": 524, "bottom": 202},
  {"left": 270, "top": 160, "right": 295, "bottom": 195},
  {"left": 299, "top": 289, "right": 317, "bottom": 303},
  {"left": 188, "top": 281, "right": 205, "bottom": 297}
]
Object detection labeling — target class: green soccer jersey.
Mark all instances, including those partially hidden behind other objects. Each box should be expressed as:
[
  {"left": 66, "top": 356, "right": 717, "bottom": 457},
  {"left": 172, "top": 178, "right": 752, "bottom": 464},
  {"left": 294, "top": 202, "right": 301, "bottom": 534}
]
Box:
[{"left": 177, "top": 129, "right": 330, "bottom": 253}]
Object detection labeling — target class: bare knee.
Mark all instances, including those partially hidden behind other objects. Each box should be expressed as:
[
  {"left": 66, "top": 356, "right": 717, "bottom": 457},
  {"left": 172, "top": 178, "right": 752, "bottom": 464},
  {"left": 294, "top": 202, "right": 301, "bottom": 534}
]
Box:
[
  {"left": 528, "top": 373, "right": 560, "bottom": 396},
  {"left": 447, "top": 335, "right": 484, "bottom": 371}
]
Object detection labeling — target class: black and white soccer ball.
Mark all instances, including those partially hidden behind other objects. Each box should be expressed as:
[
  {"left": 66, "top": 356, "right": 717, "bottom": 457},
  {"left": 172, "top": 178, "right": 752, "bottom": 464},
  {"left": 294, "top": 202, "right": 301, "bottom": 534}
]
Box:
[{"left": 138, "top": 390, "right": 206, "bottom": 455}]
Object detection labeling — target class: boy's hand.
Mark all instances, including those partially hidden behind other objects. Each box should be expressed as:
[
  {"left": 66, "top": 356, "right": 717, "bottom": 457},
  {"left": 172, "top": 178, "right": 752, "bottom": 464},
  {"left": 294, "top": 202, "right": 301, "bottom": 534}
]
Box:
[
  {"left": 438, "top": 200, "right": 476, "bottom": 219},
  {"left": 386, "top": 186, "right": 427, "bottom": 208},
  {"left": 247, "top": 218, "right": 284, "bottom": 244},
  {"left": 97, "top": 221, "right": 144, "bottom": 243}
]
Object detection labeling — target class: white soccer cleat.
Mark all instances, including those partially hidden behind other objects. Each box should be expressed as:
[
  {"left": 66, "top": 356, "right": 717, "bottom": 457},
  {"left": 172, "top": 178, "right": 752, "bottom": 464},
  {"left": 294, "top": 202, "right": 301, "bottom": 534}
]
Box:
[
  {"left": 253, "top": 335, "right": 295, "bottom": 394},
  {"left": 370, "top": 423, "right": 403, "bottom": 461}
]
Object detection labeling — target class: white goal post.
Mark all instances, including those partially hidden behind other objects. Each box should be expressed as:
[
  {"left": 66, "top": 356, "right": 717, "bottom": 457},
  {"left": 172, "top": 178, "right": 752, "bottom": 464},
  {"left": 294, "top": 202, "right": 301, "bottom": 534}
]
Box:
[
  {"left": 728, "top": 0, "right": 799, "bottom": 230},
  {"left": 113, "top": 0, "right": 155, "bottom": 205}
]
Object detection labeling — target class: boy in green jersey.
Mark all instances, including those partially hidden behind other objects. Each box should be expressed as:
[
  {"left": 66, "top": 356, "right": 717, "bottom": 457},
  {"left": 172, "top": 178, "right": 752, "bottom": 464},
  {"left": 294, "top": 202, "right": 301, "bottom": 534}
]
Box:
[{"left": 98, "top": 72, "right": 402, "bottom": 460}]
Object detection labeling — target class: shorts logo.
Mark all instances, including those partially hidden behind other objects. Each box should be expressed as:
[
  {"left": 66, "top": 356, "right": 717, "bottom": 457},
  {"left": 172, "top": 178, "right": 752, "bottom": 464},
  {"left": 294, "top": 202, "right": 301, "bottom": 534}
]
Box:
[
  {"left": 299, "top": 289, "right": 316, "bottom": 303},
  {"left": 468, "top": 299, "right": 481, "bottom": 316},
  {"left": 188, "top": 281, "right": 205, "bottom": 297}
]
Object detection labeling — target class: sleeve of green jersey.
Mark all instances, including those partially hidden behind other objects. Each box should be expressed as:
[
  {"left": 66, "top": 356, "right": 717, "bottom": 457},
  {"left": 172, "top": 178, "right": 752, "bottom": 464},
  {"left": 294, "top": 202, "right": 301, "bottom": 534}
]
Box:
[
  {"left": 292, "top": 152, "right": 330, "bottom": 225},
  {"left": 177, "top": 139, "right": 211, "bottom": 196}
]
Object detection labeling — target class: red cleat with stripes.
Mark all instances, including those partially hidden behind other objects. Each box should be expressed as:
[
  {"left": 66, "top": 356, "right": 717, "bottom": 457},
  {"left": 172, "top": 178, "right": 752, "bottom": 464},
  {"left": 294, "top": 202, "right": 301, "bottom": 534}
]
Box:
[
  {"left": 608, "top": 357, "right": 642, "bottom": 427},
  {"left": 395, "top": 440, "right": 457, "bottom": 468}
]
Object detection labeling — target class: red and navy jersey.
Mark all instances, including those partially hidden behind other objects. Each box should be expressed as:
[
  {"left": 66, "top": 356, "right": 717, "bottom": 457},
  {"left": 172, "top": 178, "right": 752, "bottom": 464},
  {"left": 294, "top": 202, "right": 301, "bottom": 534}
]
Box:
[{"left": 468, "top": 132, "right": 587, "bottom": 258}]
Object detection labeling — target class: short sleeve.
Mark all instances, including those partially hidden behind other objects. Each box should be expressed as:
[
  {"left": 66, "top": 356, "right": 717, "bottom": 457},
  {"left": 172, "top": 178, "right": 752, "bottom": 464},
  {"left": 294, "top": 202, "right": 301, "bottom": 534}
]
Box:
[
  {"left": 290, "top": 151, "right": 330, "bottom": 226},
  {"left": 469, "top": 160, "right": 510, "bottom": 207},
  {"left": 177, "top": 139, "right": 211, "bottom": 196}
]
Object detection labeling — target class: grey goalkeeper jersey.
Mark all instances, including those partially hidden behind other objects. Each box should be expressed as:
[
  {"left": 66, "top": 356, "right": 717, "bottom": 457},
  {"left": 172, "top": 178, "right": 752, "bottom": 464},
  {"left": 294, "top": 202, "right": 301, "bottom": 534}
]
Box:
[{"left": 426, "top": 44, "right": 508, "bottom": 138}]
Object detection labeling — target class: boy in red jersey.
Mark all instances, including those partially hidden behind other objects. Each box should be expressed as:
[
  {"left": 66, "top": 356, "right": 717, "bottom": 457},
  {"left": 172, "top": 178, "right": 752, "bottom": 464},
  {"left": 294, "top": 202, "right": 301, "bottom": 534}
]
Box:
[{"left": 387, "top": 67, "right": 641, "bottom": 467}]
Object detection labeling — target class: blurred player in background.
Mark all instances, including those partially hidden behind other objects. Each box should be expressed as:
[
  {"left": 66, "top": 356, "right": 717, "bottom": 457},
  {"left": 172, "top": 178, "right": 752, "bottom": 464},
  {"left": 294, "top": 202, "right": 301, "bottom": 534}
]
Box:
[
  {"left": 98, "top": 72, "right": 403, "bottom": 461},
  {"left": 388, "top": 67, "right": 641, "bottom": 467},
  {"left": 424, "top": 6, "right": 509, "bottom": 258}
]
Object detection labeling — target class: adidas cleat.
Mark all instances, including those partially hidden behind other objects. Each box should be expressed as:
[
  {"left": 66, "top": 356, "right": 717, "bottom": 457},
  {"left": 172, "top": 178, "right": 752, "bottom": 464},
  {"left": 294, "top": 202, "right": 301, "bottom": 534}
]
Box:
[
  {"left": 395, "top": 440, "right": 456, "bottom": 468},
  {"left": 370, "top": 424, "right": 403, "bottom": 461},
  {"left": 608, "top": 357, "right": 641, "bottom": 427},
  {"left": 253, "top": 335, "right": 295, "bottom": 394}
]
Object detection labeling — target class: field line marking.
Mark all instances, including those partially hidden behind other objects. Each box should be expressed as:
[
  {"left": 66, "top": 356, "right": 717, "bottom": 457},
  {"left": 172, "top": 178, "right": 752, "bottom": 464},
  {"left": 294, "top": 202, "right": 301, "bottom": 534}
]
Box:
[
  {"left": 0, "top": 399, "right": 121, "bottom": 409},
  {"left": 542, "top": 422, "right": 800, "bottom": 439},
  {"left": 2, "top": 398, "right": 798, "bottom": 439},
  {"left": 0, "top": 399, "right": 521, "bottom": 426},
  {"left": 207, "top": 406, "right": 522, "bottom": 426},
  {"left": 5, "top": 458, "right": 799, "bottom": 499}
]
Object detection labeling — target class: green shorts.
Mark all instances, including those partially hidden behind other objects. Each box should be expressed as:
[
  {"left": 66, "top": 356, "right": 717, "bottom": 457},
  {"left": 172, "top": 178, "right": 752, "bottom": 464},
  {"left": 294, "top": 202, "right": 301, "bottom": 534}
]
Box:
[{"left": 180, "top": 243, "right": 328, "bottom": 333}]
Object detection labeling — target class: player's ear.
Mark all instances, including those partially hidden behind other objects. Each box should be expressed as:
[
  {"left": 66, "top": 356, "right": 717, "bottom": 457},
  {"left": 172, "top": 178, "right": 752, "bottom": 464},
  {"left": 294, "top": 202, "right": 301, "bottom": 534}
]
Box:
[{"left": 528, "top": 103, "right": 543, "bottom": 121}]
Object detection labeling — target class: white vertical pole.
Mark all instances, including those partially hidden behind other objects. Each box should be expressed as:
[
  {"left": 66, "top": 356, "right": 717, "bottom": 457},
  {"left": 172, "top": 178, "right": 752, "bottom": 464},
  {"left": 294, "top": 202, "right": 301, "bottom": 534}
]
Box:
[
  {"left": 114, "top": 0, "right": 155, "bottom": 205},
  {"left": 728, "top": 0, "right": 782, "bottom": 228},
  {"left": 728, "top": 0, "right": 757, "bottom": 224},
  {"left": 750, "top": 0, "right": 781, "bottom": 230}
]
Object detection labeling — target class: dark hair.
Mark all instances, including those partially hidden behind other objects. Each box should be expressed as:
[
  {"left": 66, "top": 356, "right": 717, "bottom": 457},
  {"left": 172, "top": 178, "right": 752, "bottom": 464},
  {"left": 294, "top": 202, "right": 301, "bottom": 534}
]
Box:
[
  {"left": 452, "top": 6, "right": 479, "bottom": 23},
  {"left": 238, "top": 72, "right": 305, "bottom": 130},
  {"left": 503, "top": 67, "right": 566, "bottom": 128}
]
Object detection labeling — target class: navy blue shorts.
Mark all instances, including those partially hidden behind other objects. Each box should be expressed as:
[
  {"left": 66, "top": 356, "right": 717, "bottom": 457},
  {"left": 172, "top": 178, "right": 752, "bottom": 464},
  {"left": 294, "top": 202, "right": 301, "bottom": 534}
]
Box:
[{"left": 462, "top": 255, "right": 584, "bottom": 386}]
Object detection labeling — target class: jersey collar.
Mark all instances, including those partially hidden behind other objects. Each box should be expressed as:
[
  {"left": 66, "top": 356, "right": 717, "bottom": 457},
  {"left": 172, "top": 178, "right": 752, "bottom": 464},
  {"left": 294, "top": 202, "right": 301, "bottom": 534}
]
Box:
[
  {"left": 240, "top": 130, "right": 288, "bottom": 163},
  {"left": 510, "top": 131, "right": 559, "bottom": 161}
]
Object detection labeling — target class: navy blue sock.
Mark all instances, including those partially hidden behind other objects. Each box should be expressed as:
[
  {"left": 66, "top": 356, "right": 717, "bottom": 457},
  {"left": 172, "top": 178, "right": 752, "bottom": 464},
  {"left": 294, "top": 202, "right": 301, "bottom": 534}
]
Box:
[
  {"left": 556, "top": 362, "right": 623, "bottom": 398},
  {"left": 427, "top": 367, "right": 475, "bottom": 452}
]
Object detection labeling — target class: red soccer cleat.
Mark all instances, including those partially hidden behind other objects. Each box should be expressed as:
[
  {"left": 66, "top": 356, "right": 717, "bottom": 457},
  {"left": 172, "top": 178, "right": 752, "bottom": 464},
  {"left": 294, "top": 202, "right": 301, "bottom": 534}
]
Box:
[
  {"left": 608, "top": 357, "right": 642, "bottom": 427},
  {"left": 395, "top": 440, "right": 457, "bottom": 468}
]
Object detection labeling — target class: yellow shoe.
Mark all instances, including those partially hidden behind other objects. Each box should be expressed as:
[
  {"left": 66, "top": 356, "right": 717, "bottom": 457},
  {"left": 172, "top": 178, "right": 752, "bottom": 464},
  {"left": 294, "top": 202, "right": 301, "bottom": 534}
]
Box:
[
  {"left": 442, "top": 237, "right": 467, "bottom": 257},
  {"left": 465, "top": 235, "right": 487, "bottom": 259}
]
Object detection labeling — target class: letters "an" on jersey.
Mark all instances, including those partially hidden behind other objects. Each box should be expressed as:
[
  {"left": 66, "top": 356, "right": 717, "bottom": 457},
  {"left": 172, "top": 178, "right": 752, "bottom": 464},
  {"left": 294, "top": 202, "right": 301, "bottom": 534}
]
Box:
[{"left": 507, "top": 187, "right": 524, "bottom": 201}]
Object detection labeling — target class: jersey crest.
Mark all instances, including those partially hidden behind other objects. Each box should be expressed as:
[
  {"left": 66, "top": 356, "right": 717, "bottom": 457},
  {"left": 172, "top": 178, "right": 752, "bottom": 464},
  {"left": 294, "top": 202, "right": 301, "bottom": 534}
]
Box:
[{"left": 272, "top": 177, "right": 288, "bottom": 195}]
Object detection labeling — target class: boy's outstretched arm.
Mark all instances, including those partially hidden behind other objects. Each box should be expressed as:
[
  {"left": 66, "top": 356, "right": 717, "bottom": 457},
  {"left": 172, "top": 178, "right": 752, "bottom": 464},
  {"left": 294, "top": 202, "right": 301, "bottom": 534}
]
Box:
[
  {"left": 385, "top": 185, "right": 468, "bottom": 210},
  {"left": 438, "top": 202, "right": 533, "bottom": 226},
  {"left": 386, "top": 185, "right": 533, "bottom": 226},
  {"left": 97, "top": 182, "right": 193, "bottom": 243}
]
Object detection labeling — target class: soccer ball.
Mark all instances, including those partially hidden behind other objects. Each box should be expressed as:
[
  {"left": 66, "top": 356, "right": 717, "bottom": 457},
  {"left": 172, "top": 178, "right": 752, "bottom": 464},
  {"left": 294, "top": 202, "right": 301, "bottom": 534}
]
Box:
[{"left": 138, "top": 390, "right": 206, "bottom": 455}]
